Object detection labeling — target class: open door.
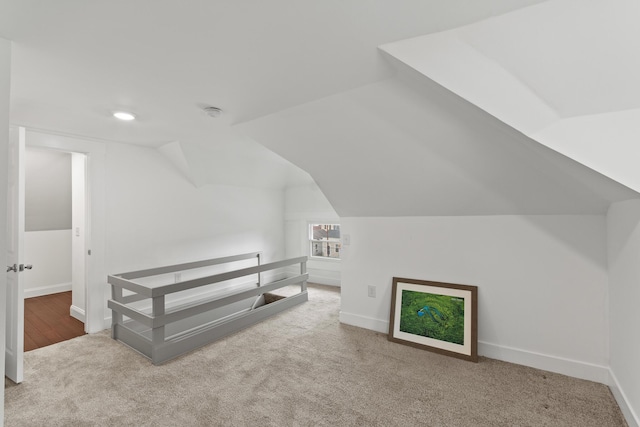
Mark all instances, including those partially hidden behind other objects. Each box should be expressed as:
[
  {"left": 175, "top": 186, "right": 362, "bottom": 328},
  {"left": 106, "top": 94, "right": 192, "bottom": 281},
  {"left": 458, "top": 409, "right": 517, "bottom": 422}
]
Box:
[{"left": 5, "top": 126, "right": 25, "bottom": 383}]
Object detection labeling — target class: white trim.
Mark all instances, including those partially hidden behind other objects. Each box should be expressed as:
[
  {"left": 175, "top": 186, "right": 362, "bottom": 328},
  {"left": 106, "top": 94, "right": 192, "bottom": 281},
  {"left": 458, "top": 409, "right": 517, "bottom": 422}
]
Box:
[
  {"left": 308, "top": 222, "right": 341, "bottom": 260},
  {"left": 309, "top": 255, "right": 341, "bottom": 263},
  {"left": 609, "top": 369, "right": 640, "bottom": 427},
  {"left": 339, "top": 311, "right": 389, "bottom": 333},
  {"left": 70, "top": 305, "right": 86, "bottom": 323},
  {"left": 478, "top": 341, "right": 610, "bottom": 384},
  {"left": 338, "top": 312, "right": 611, "bottom": 385},
  {"left": 23, "top": 283, "right": 72, "bottom": 299},
  {"left": 309, "top": 275, "right": 341, "bottom": 287},
  {"left": 307, "top": 269, "right": 341, "bottom": 286},
  {"left": 25, "top": 129, "right": 107, "bottom": 334}
]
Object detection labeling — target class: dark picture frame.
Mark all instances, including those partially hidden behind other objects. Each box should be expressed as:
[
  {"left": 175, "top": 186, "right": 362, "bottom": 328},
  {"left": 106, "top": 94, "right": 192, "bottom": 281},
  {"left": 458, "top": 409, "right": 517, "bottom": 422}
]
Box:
[{"left": 388, "top": 277, "right": 478, "bottom": 362}]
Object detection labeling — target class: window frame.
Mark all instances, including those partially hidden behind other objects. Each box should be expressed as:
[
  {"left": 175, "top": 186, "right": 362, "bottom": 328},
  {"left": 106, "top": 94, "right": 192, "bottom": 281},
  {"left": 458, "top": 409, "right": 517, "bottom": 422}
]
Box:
[{"left": 308, "top": 223, "right": 341, "bottom": 261}]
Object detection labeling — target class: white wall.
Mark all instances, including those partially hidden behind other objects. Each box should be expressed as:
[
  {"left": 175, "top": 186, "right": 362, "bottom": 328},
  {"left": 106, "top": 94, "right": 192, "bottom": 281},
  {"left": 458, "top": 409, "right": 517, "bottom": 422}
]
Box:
[
  {"left": 104, "top": 142, "right": 286, "bottom": 315},
  {"left": 23, "top": 230, "right": 72, "bottom": 298},
  {"left": 105, "top": 142, "right": 285, "bottom": 272},
  {"left": 284, "top": 184, "right": 341, "bottom": 286},
  {"left": 25, "top": 130, "right": 287, "bottom": 331},
  {"left": 340, "top": 215, "right": 610, "bottom": 383},
  {"left": 241, "top": 72, "right": 637, "bottom": 218},
  {"left": 607, "top": 200, "right": 640, "bottom": 427},
  {"left": 23, "top": 149, "right": 74, "bottom": 301},
  {"left": 25, "top": 148, "right": 72, "bottom": 231}
]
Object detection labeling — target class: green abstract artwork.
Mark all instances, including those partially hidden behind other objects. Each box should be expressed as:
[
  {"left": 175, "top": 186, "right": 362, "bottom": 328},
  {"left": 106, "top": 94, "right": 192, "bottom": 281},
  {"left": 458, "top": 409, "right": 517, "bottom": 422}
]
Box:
[{"left": 399, "top": 290, "right": 465, "bottom": 345}]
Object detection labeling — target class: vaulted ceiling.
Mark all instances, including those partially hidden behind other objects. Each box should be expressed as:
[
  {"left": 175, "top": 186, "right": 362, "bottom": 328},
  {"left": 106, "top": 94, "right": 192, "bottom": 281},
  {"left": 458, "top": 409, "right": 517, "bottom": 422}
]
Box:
[
  {"left": 240, "top": 62, "right": 638, "bottom": 216},
  {"left": 380, "top": 0, "right": 640, "bottom": 193},
  {"left": 1, "top": 0, "right": 638, "bottom": 214}
]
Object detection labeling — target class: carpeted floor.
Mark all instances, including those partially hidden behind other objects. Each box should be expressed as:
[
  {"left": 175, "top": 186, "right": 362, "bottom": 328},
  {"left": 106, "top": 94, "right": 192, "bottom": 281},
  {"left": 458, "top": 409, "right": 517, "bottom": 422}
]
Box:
[{"left": 5, "top": 284, "right": 627, "bottom": 426}]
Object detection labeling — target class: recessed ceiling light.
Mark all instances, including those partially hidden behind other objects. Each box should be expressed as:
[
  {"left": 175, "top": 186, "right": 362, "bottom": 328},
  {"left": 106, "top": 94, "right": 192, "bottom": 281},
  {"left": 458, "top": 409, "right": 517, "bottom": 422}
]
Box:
[{"left": 113, "top": 111, "right": 136, "bottom": 121}]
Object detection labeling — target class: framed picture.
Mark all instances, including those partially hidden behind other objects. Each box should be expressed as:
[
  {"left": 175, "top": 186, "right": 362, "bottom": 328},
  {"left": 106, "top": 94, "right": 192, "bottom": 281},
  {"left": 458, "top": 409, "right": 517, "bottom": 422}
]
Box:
[{"left": 388, "top": 277, "right": 478, "bottom": 362}]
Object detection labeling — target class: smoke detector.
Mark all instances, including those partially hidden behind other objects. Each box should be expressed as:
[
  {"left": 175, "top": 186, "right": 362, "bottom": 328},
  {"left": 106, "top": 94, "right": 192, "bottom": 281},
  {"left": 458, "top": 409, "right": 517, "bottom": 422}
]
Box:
[{"left": 202, "top": 106, "right": 223, "bottom": 118}]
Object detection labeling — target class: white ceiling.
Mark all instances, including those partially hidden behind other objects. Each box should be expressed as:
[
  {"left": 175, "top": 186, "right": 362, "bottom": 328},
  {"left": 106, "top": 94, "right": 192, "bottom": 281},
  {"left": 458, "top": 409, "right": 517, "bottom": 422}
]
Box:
[
  {"left": 240, "top": 64, "right": 638, "bottom": 216},
  {"left": 381, "top": 0, "right": 640, "bottom": 193},
  {"left": 462, "top": 0, "right": 640, "bottom": 118},
  {"left": 3, "top": 0, "right": 637, "bottom": 215},
  {"left": 0, "top": 0, "right": 544, "bottom": 147}
]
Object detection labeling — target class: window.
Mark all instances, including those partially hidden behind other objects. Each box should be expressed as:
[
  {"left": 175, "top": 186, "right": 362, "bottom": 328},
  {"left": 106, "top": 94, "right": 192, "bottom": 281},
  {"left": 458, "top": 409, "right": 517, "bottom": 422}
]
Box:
[{"left": 309, "top": 224, "right": 341, "bottom": 259}]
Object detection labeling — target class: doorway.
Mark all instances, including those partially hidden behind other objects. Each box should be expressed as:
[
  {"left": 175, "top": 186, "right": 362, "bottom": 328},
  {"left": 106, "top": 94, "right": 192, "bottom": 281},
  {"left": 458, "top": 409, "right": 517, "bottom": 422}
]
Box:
[
  {"left": 23, "top": 292, "right": 85, "bottom": 350},
  {"left": 23, "top": 148, "right": 88, "bottom": 350}
]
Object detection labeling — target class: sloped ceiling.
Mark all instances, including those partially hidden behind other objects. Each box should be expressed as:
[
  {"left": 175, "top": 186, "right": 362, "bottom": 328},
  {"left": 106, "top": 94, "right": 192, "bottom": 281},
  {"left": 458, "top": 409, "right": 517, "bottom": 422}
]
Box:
[
  {"left": 380, "top": 0, "right": 640, "bottom": 193},
  {"left": 0, "top": 0, "right": 543, "bottom": 147},
  {"left": 238, "top": 63, "right": 638, "bottom": 216},
  {"left": 2, "top": 0, "right": 638, "bottom": 213}
]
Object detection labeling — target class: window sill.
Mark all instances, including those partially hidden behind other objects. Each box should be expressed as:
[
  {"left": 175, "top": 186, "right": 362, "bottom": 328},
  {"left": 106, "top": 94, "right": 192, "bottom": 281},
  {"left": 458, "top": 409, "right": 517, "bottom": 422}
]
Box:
[{"left": 309, "top": 256, "right": 341, "bottom": 263}]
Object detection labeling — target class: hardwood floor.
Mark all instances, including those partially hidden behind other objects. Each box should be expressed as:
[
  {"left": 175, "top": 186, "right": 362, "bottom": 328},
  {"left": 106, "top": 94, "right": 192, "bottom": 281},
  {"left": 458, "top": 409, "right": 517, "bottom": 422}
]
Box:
[{"left": 24, "top": 291, "right": 86, "bottom": 352}]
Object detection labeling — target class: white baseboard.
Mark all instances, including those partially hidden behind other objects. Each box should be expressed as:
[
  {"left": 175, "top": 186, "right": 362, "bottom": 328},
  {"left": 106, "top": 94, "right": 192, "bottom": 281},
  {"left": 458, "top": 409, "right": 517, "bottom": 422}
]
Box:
[
  {"left": 103, "top": 316, "right": 112, "bottom": 331},
  {"left": 70, "top": 305, "right": 86, "bottom": 323},
  {"left": 308, "top": 275, "right": 341, "bottom": 287},
  {"left": 477, "top": 341, "right": 609, "bottom": 384},
  {"left": 339, "top": 311, "right": 389, "bottom": 334},
  {"left": 338, "top": 312, "right": 610, "bottom": 384},
  {"left": 24, "top": 282, "right": 72, "bottom": 299},
  {"left": 609, "top": 369, "right": 640, "bottom": 427}
]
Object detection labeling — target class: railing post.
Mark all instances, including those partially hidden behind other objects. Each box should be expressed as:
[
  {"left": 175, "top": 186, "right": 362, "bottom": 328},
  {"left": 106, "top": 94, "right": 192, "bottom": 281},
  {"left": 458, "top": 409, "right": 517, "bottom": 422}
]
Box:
[
  {"left": 300, "top": 259, "right": 307, "bottom": 292},
  {"left": 111, "top": 285, "right": 123, "bottom": 339},
  {"left": 151, "top": 295, "right": 165, "bottom": 363},
  {"left": 257, "top": 253, "right": 262, "bottom": 287}
]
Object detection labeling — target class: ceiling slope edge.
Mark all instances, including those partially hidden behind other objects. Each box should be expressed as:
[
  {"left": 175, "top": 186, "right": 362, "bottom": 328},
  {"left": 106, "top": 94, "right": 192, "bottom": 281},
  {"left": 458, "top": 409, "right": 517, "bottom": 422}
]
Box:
[
  {"left": 157, "top": 141, "right": 201, "bottom": 187},
  {"left": 379, "top": 27, "right": 640, "bottom": 195},
  {"left": 159, "top": 136, "right": 315, "bottom": 191},
  {"left": 238, "top": 70, "right": 639, "bottom": 217}
]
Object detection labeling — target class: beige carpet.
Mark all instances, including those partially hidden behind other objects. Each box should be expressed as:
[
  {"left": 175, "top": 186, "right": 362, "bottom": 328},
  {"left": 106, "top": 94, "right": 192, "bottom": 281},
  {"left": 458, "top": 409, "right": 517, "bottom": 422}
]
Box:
[{"left": 5, "top": 284, "right": 627, "bottom": 426}]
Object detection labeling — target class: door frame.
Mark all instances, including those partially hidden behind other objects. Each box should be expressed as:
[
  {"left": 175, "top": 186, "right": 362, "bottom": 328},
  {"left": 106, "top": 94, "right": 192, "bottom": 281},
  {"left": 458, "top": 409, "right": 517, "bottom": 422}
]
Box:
[
  {"left": 25, "top": 129, "right": 107, "bottom": 333},
  {"left": 5, "top": 126, "right": 25, "bottom": 383},
  {"left": 23, "top": 147, "right": 89, "bottom": 326}
]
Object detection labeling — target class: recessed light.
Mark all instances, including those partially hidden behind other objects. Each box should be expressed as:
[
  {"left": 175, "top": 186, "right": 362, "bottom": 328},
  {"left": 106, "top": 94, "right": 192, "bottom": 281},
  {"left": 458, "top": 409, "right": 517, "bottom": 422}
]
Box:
[{"left": 113, "top": 111, "right": 136, "bottom": 121}]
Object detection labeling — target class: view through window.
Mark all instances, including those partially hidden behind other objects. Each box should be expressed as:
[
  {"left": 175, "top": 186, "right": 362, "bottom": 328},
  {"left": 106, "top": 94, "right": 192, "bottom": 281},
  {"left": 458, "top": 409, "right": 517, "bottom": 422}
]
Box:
[{"left": 310, "top": 224, "right": 341, "bottom": 259}]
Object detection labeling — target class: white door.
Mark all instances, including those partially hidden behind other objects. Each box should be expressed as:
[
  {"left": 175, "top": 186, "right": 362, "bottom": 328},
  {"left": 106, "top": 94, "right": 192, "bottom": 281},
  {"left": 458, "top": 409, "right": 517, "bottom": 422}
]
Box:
[{"left": 5, "top": 126, "right": 25, "bottom": 383}]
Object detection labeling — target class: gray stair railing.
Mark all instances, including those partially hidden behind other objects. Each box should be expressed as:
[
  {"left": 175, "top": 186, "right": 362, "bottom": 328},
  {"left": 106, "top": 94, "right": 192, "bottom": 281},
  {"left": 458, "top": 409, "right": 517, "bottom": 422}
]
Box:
[{"left": 108, "top": 252, "right": 308, "bottom": 364}]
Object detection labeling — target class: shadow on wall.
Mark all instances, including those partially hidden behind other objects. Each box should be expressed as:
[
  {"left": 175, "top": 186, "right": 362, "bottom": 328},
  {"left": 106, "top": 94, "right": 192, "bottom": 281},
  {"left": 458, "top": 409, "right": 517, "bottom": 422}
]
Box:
[
  {"left": 239, "top": 57, "right": 638, "bottom": 223},
  {"left": 606, "top": 199, "right": 640, "bottom": 264},
  {"left": 521, "top": 215, "right": 608, "bottom": 271}
]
